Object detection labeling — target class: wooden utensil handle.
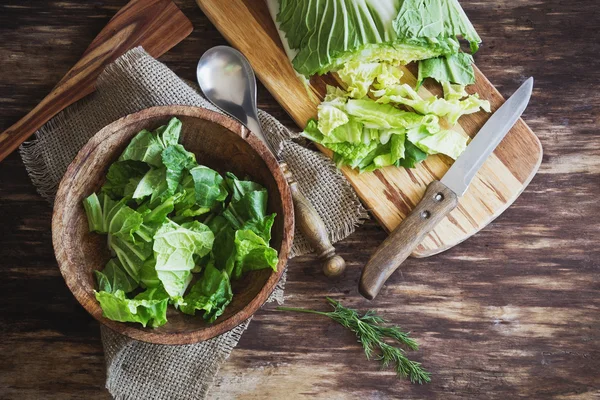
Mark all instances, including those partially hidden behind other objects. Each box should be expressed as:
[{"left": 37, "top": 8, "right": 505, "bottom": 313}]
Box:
[
  {"left": 0, "top": 0, "right": 193, "bottom": 162},
  {"left": 280, "top": 162, "right": 346, "bottom": 277},
  {"left": 359, "top": 181, "right": 459, "bottom": 300}
]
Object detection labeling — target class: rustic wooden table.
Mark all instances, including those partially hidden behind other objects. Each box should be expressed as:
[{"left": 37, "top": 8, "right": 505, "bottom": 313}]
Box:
[{"left": 1, "top": 1, "right": 599, "bottom": 399}]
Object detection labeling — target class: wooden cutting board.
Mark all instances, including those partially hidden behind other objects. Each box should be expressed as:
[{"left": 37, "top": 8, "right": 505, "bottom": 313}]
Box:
[{"left": 196, "top": 0, "right": 543, "bottom": 258}]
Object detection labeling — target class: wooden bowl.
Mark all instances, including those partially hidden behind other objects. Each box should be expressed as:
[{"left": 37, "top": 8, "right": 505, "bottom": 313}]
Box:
[{"left": 52, "top": 106, "right": 294, "bottom": 345}]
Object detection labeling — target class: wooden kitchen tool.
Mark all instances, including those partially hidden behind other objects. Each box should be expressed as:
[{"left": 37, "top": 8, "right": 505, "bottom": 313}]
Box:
[
  {"left": 0, "top": 0, "right": 193, "bottom": 162},
  {"left": 196, "top": 0, "right": 543, "bottom": 257}
]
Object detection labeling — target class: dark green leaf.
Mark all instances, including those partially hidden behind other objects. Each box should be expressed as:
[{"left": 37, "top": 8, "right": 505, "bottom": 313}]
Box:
[
  {"left": 233, "top": 229, "right": 278, "bottom": 279},
  {"left": 189, "top": 166, "right": 228, "bottom": 209},
  {"left": 118, "top": 129, "right": 164, "bottom": 167},
  {"left": 206, "top": 215, "right": 237, "bottom": 277},
  {"left": 162, "top": 144, "right": 197, "bottom": 194},
  {"left": 156, "top": 117, "right": 182, "bottom": 147},
  {"left": 94, "top": 258, "right": 139, "bottom": 294},
  {"left": 180, "top": 265, "right": 233, "bottom": 323},
  {"left": 397, "top": 141, "right": 428, "bottom": 168},
  {"left": 101, "top": 160, "right": 149, "bottom": 199}
]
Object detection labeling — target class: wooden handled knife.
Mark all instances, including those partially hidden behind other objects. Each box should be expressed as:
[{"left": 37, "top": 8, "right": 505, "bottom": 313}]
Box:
[{"left": 359, "top": 77, "right": 534, "bottom": 300}]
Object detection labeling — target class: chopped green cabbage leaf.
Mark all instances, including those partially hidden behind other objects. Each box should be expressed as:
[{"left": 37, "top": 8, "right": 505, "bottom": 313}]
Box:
[
  {"left": 95, "top": 287, "right": 169, "bottom": 328},
  {"left": 153, "top": 220, "right": 214, "bottom": 299},
  {"left": 373, "top": 82, "right": 490, "bottom": 125},
  {"left": 180, "top": 264, "right": 232, "bottom": 323},
  {"left": 417, "top": 53, "right": 475, "bottom": 87}
]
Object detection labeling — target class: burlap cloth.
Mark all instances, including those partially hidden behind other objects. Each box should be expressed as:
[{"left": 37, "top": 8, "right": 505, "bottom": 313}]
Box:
[{"left": 20, "top": 47, "right": 367, "bottom": 399}]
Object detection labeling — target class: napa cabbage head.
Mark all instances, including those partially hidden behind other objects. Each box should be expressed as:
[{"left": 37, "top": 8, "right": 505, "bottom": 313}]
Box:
[
  {"left": 275, "top": 0, "right": 472, "bottom": 77},
  {"left": 275, "top": 0, "right": 481, "bottom": 77}
]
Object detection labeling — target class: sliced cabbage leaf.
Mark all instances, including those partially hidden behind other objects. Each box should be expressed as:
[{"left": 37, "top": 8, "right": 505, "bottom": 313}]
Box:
[
  {"left": 337, "top": 61, "right": 404, "bottom": 99},
  {"left": 393, "top": 0, "right": 481, "bottom": 53},
  {"left": 161, "top": 144, "right": 197, "bottom": 194},
  {"left": 417, "top": 53, "right": 475, "bottom": 87},
  {"left": 398, "top": 141, "right": 428, "bottom": 168},
  {"left": 412, "top": 129, "right": 468, "bottom": 159},
  {"left": 153, "top": 220, "right": 214, "bottom": 299},
  {"left": 83, "top": 193, "right": 104, "bottom": 233},
  {"left": 94, "top": 258, "right": 139, "bottom": 294},
  {"left": 101, "top": 160, "right": 149, "bottom": 199},
  {"left": 139, "top": 257, "right": 161, "bottom": 289},
  {"left": 189, "top": 166, "right": 228, "bottom": 209},
  {"left": 346, "top": 99, "right": 440, "bottom": 132},
  {"left": 95, "top": 287, "right": 169, "bottom": 328},
  {"left": 373, "top": 82, "right": 490, "bottom": 125},
  {"left": 206, "top": 216, "right": 237, "bottom": 277},
  {"left": 233, "top": 230, "right": 279, "bottom": 280},
  {"left": 317, "top": 103, "right": 349, "bottom": 136},
  {"left": 442, "top": 81, "right": 469, "bottom": 100},
  {"left": 180, "top": 264, "right": 232, "bottom": 323}
]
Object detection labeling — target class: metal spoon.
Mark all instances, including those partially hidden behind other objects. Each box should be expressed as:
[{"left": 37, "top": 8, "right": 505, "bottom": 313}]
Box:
[{"left": 197, "top": 46, "right": 345, "bottom": 277}]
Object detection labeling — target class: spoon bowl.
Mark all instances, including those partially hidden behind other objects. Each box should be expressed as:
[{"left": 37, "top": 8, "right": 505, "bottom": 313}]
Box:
[{"left": 197, "top": 46, "right": 271, "bottom": 152}]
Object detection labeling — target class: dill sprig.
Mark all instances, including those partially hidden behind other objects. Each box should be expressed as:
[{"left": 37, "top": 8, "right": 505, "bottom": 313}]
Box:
[{"left": 277, "top": 297, "right": 430, "bottom": 384}]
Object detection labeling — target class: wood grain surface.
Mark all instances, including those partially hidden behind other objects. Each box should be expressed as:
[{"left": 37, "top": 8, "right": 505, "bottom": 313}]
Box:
[
  {"left": 197, "top": 0, "right": 543, "bottom": 259},
  {"left": 0, "top": 0, "right": 193, "bottom": 162},
  {"left": 52, "top": 106, "right": 294, "bottom": 345},
  {"left": 0, "top": 0, "right": 599, "bottom": 399}
]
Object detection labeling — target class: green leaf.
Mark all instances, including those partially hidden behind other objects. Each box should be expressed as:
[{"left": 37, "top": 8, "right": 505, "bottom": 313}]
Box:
[
  {"left": 222, "top": 189, "right": 267, "bottom": 228},
  {"left": 233, "top": 229, "right": 278, "bottom": 280},
  {"left": 345, "top": 99, "right": 440, "bottom": 132},
  {"left": 156, "top": 117, "right": 183, "bottom": 147},
  {"left": 162, "top": 144, "right": 197, "bottom": 194},
  {"left": 132, "top": 167, "right": 166, "bottom": 200},
  {"left": 180, "top": 264, "right": 233, "bottom": 323},
  {"left": 373, "top": 82, "right": 490, "bottom": 125},
  {"left": 393, "top": 0, "right": 481, "bottom": 53},
  {"left": 107, "top": 205, "right": 144, "bottom": 243},
  {"left": 94, "top": 258, "right": 139, "bottom": 294},
  {"left": 206, "top": 216, "right": 237, "bottom": 277},
  {"left": 417, "top": 53, "right": 476, "bottom": 87},
  {"left": 277, "top": 0, "right": 456, "bottom": 77},
  {"left": 139, "top": 257, "right": 161, "bottom": 289},
  {"left": 83, "top": 193, "right": 104, "bottom": 233},
  {"left": 412, "top": 129, "right": 468, "bottom": 160},
  {"left": 108, "top": 235, "right": 152, "bottom": 283},
  {"left": 101, "top": 160, "right": 149, "bottom": 199},
  {"left": 189, "top": 166, "right": 228, "bottom": 209},
  {"left": 118, "top": 129, "right": 164, "bottom": 167},
  {"left": 153, "top": 220, "right": 215, "bottom": 299},
  {"left": 337, "top": 61, "right": 403, "bottom": 99},
  {"left": 225, "top": 173, "right": 264, "bottom": 201},
  {"left": 95, "top": 287, "right": 169, "bottom": 328},
  {"left": 398, "top": 141, "right": 428, "bottom": 168},
  {"left": 173, "top": 174, "right": 212, "bottom": 219}
]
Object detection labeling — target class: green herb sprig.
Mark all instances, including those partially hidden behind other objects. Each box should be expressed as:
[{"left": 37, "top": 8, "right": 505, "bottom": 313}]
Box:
[{"left": 277, "top": 297, "right": 430, "bottom": 384}]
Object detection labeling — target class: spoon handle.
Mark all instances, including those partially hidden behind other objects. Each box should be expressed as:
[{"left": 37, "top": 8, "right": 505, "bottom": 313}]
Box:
[{"left": 280, "top": 162, "right": 346, "bottom": 277}]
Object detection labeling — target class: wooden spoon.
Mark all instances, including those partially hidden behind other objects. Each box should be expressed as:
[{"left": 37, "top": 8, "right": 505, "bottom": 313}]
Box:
[{"left": 0, "top": 0, "right": 193, "bottom": 162}]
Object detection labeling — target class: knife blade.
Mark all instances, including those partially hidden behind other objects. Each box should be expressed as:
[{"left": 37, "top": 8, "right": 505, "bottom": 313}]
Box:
[{"left": 359, "top": 77, "right": 534, "bottom": 300}]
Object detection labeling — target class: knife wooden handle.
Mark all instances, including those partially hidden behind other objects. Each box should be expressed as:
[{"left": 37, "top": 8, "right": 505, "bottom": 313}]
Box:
[
  {"left": 280, "top": 162, "right": 346, "bottom": 277},
  {"left": 0, "top": 0, "right": 192, "bottom": 162},
  {"left": 359, "top": 180, "right": 458, "bottom": 300}
]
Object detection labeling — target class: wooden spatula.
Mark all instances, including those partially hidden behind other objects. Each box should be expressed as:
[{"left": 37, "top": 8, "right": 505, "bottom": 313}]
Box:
[{"left": 0, "top": 0, "right": 193, "bottom": 162}]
